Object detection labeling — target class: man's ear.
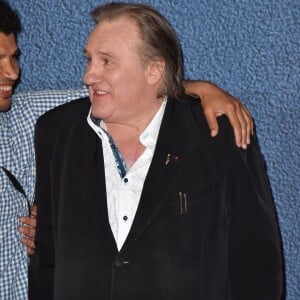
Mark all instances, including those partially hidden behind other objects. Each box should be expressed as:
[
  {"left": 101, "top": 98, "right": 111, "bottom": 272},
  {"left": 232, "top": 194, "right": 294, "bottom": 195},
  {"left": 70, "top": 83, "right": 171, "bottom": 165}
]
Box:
[{"left": 146, "top": 58, "right": 165, "bottom": 86}]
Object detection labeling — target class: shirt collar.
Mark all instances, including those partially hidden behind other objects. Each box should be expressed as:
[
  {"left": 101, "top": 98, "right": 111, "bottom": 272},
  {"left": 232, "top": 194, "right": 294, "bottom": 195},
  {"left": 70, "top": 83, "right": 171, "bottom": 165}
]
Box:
[
  {"left": 87, "top": 97, "right": 167, "bottom": 149},
  {"left": 139, "top": 98, "right": 167, "bottom": 149}
]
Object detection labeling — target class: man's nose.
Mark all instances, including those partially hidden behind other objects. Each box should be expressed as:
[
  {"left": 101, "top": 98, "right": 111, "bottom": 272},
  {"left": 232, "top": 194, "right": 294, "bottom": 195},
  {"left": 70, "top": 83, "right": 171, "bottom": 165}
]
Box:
[
  {"left": 2, "top": 59, "right": 20, "bottom": 81},
  {"left": 83, "top": 63, "right": 103, "bottom": 86}
]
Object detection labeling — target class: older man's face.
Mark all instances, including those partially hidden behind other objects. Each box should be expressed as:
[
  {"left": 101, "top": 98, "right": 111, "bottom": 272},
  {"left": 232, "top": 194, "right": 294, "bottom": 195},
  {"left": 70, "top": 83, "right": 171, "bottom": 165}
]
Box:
[
  {"left": 83, "top": 17, "right": 162, "bottom": 126},
  {"left": 0, "top": 32, "right": 19, "bottom": 112}
]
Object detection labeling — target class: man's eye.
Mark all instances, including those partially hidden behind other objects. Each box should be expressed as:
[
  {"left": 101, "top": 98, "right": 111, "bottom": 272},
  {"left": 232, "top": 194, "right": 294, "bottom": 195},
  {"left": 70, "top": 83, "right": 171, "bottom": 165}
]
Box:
[
  {"left": 11, "top": 53, "right": 20, "bottom": 61},
  {"left": 104, "top": 58, "right": 113, "bottom": 65}
]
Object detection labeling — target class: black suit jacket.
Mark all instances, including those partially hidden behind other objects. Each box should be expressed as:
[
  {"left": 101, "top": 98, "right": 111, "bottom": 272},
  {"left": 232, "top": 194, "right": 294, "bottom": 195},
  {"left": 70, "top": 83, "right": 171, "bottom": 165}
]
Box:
[{"left": 29, "top": 96, "right": 283, "bottom": 300}]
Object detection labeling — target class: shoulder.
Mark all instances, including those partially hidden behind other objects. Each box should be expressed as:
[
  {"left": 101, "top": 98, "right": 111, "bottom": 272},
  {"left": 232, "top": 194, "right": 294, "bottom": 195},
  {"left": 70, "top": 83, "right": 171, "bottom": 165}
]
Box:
[
  {"left": 35, "top": 97, "right": 92, "bottom": 149},
  {"left": 168, "top": 94, "right": 233, "bottom": 142},
  {"left": 12, "top": 87, "right": 88, "bottom": 103},
  {"left": 167, "top": 94, "right": 206, "bottom": 123},
  {"left": 36, "top": 97, "right": 91, "bottom": 128},
  {"left": 11, "top": 88, "right": 88, "bottom": 117},
  {"left": 168, "top": 94, "right": 243, "bottom": 176}
]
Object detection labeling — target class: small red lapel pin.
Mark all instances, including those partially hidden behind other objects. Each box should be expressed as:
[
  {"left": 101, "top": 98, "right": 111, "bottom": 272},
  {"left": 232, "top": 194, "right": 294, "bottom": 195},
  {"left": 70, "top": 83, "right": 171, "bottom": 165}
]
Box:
[{"left": 165, "top": 153, "right": 180, "bottom": 165}]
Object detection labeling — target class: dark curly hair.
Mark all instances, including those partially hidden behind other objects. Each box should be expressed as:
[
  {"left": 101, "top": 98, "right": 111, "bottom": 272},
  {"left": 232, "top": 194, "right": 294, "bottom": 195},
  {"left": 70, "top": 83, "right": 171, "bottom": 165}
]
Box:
[{"left": 0, "top": 0, "right": 21, "bottom": 36}]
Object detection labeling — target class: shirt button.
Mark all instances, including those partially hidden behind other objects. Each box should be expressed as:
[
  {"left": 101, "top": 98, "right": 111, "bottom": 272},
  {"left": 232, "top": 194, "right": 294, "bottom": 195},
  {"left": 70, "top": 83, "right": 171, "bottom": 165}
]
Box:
[
  {"left": 124, "top": 178, "right": 128, "bottom": 183},
  {"left": 123, "top": 215, "right": 128, "bottom": 221}
]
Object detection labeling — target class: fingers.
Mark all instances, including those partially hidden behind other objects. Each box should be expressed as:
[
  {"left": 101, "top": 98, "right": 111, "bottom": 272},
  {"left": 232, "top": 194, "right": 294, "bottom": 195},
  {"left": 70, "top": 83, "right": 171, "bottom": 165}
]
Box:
[
  {"left": 19, "top": 204, "right": 37, "bottom": 255},
  {"left": 203, "top": 102, "right": 252, "bottom": 149},
  {"left": 196, "top": 81, "right": 254, "bottom": 148},
  {"left": 21, "top": 236, "right": 36, "bottom": 255},
  {"left": 18, "top": 223, "right": 36, "bottom": 255},
  {"left": 225, "top": 100, "right": 253, "bottom": 149},
  {"left": 203, "top": 107, "right": 220, "bottom": 137},
  {"left": 241, "top": 106, "right": 254, "bottom": 139},
  {"left": 18, "top": 222, "right": 36, "bottom": 255},
  {"left": 235, "top": 100, "right": 253, "bottom": 147},
  {"left": 234, "top": 101, "right": 247, "bottom": 149},
  {"left": 18, "top": 220, "right": 36, "bottom": 238},
  {"left": 19, "top": 215, "right": 36, "bottom": 229},
  {"left": 223, "top": 102, "right": 243, "bottom": 148},
  {"left": 30, "top": 204, "right": 37, "bottom": 218}
]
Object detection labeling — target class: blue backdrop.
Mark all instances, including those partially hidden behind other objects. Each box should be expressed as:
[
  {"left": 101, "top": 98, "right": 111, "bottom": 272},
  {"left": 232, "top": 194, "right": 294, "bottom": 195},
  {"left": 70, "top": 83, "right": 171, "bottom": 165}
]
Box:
[{"left": 7, "top": 0, "right": 299, "bottom": 298}]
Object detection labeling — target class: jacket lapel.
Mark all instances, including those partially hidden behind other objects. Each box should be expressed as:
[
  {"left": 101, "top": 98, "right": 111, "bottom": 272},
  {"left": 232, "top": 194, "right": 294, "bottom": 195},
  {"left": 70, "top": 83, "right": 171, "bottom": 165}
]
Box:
[
  {"left": 122, "top": 99, "right": 188, "bottom": 251},
  {"left": 77, "top": 123, "right": 118, "bottom": 254}
]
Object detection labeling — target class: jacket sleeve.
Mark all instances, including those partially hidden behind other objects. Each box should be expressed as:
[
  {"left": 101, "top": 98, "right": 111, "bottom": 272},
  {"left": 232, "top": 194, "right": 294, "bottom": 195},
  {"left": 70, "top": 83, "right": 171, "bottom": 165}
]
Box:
[
  {"left": 223, "top": 122, "right": 284, "bottom": 299},
  {"left": 28, "top": 119, "right": 54, "bottom": 300}
]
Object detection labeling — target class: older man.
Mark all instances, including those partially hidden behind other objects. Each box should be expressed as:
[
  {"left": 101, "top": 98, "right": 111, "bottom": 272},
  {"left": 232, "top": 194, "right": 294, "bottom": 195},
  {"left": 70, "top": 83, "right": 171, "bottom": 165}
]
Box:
[
  {"left": 29, "top": 3, "right": 283, "bottom": 300},
  {"left": 1, "top": 1, "right": 255, "bottom": 298}
]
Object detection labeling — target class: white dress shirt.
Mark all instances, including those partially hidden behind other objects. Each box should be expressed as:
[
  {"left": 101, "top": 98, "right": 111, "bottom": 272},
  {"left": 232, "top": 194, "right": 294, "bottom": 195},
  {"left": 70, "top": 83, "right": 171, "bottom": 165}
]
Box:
[{"left": 87, "top": 99, "right": 167, "bottom": 250}]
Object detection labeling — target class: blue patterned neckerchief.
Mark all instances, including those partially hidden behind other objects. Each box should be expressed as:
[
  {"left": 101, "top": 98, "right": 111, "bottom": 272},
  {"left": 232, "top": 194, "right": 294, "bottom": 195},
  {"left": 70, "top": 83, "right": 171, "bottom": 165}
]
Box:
[{"left": 90, "top": 115, "right": 127, "bottom": 179}]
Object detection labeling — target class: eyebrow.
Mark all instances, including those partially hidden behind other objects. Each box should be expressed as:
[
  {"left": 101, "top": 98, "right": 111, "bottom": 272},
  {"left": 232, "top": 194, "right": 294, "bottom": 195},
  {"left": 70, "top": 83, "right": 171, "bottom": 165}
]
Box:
[{"left": 83, "top": 49, "right": 115, "bottom": 58}]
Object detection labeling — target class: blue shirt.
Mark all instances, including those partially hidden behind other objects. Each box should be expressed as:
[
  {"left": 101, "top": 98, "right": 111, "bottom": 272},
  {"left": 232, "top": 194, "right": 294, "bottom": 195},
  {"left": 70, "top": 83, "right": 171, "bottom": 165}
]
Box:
[{"left": 0, "top": 88, "right": 88, "bottom": 299}]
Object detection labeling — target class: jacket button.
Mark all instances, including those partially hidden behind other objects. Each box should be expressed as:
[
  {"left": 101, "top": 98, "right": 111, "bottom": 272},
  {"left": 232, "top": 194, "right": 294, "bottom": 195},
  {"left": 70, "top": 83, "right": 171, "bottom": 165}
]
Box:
[
  {"left": 115, "top": 259, "right": 122, "bottom": 267},
  {"left": 114, "top": 258, "right": 130, "bottom": 267}
]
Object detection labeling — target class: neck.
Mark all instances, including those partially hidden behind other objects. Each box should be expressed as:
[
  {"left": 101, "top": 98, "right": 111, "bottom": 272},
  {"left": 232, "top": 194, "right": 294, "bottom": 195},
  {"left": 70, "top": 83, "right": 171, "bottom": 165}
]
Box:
[
  {"left": 104, "top": 98, "right": 164, "bottom": 169},
  {"left": 105, "top": 97, "right": 163, "bottom": 141}
]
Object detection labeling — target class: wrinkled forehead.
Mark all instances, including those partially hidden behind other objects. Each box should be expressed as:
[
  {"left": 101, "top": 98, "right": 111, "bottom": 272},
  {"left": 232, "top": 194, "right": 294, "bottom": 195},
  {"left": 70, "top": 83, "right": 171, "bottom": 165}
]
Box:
[
  {"left": 91, "top": 16, "right": 140, "bottom": 39},
  {"left": 85, "top": 17, "right": 142, "bottom": 54}
]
